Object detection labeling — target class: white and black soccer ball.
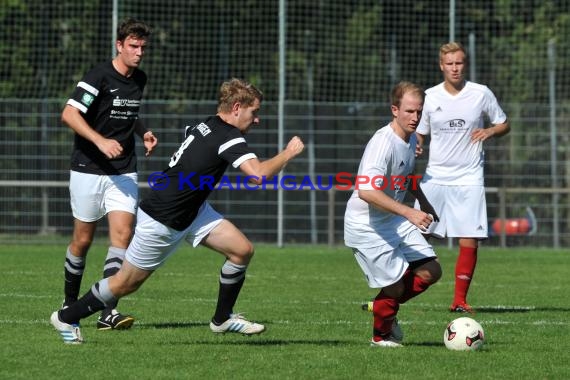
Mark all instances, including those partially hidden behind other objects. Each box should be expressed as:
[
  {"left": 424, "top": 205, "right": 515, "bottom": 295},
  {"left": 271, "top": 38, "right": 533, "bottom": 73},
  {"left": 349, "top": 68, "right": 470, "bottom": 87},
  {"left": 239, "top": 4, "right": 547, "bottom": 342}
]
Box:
[{"left": 443, "top": 317, "right": 485, "bottom": 351}]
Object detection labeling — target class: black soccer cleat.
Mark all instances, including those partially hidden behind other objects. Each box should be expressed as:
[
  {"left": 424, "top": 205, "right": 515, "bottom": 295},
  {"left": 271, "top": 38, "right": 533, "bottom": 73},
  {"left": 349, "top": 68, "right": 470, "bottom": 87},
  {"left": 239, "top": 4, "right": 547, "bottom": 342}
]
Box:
[{"left": 97, "top": 309, "right": 135, "bottom": 330}]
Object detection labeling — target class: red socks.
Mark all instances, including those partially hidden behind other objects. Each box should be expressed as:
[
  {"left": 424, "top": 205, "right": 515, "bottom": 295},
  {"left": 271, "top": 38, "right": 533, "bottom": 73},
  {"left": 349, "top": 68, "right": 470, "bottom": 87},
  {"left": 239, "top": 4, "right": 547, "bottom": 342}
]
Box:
[
  {"left": 372, "top": 295, "right": 398, "bottom": 340},
  {"left": 371, "top": 271, "right": 434, "bottom": 341},
  {"left": 453, "top": 246, "right": 478, "bottom": 305}
]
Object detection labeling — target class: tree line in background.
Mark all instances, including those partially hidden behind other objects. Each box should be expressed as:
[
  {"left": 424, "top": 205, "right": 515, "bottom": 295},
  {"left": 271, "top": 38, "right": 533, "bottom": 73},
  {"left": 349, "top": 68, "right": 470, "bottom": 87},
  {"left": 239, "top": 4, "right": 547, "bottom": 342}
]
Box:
[{"left": 1, "top": 0, "right": 568, "bottom": 104}]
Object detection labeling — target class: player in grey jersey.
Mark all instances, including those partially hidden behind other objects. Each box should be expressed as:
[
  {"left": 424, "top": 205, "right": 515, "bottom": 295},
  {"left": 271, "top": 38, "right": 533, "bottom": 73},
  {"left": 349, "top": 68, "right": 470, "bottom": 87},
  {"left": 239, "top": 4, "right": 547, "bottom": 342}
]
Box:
[{"left": 50, "top": 78, "right": 304, "bottom": 344}]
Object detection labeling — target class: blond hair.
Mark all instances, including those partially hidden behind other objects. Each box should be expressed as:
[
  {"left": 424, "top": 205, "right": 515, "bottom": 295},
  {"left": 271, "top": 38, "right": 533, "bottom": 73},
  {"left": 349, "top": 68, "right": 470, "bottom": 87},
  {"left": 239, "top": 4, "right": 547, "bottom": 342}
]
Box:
[
  {"left": 217, "top": 78, "right": 263, "bottom": 113},
  {"left": 439, "top": 42, "right": 468, "bottom": 62}
]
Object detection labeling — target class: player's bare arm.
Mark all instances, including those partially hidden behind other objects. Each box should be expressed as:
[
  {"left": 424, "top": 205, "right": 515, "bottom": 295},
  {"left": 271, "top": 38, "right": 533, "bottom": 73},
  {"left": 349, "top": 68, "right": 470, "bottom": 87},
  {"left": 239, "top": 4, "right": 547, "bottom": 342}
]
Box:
[
  {"left": 134, "top": 119, "right": 158, "bottom": 156},
  {"left": 471, "top": 120, "right": 510, "bottom": 142},
  {"left": 238, "top": 136, "right": 304, "bottom": 184},
  {"left": 62, "top": 104, "right": 123, "bottom": 159},
  {"left": 359, "top": 189, "right": 435, "bottom": 231}
]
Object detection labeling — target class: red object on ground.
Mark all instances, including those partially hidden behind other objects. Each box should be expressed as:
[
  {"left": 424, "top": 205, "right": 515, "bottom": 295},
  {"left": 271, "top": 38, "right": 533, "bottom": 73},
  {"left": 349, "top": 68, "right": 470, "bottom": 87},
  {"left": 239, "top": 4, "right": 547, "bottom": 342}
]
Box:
[{"left": 492, "top": 218, "right": 531, "bottom": 235}]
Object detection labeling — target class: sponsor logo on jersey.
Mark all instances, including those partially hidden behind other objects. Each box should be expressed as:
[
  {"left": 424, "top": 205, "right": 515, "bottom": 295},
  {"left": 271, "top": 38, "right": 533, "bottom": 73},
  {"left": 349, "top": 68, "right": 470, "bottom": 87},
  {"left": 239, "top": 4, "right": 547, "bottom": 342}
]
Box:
[
  {"left": 447, "top": 119, "right": 466, "bottom": 128},
  {"left": 112, "top": 98, "right": 141, "bottom": 107},
  {"left": 197, "top": 123, "right": 211, "bottom": 137},
  {"left": 81, "top": 93, "right": 95, "bottom": 106}
]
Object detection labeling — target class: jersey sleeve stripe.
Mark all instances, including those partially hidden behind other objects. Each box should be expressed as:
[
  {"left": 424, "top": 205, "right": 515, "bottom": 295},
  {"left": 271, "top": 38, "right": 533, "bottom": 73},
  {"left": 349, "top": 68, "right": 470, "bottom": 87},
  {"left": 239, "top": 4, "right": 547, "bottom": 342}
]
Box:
[
  {"left": 219, "top": 137, "right": 246, "bottom": 154},
  {"left": 66, "top": 99, "right": 88, "bottom": 113},
  {"left": 77, "top": 81, "right": 99, "bottom": 96},
  {"left": 232, "top": 153, "right": 257, "bottom": 168}
]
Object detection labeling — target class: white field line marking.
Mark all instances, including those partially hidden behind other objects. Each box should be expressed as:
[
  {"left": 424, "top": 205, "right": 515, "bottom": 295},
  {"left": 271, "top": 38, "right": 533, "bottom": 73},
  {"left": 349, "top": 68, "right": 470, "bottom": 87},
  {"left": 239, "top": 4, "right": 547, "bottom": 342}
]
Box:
[{"left": 0, "top": 293, "right": 562, "bottom": 311}]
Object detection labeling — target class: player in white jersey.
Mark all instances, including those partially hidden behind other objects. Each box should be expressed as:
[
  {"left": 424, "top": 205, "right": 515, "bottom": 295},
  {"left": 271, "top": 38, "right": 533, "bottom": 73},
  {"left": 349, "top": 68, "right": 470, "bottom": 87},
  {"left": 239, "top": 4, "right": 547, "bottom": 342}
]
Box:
[
  {"left": 344, "top": 82, "right": 441, "bottom": 348},
  {"left": 415, "top": 42, "right": 510, "bottom": 313}
]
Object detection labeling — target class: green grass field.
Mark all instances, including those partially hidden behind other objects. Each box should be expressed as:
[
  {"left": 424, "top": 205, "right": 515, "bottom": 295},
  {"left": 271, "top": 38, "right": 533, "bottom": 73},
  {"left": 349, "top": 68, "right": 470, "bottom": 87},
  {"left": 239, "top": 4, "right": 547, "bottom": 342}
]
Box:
[{"left": 1, "top": 243, "right": 568, "bottom": 379}]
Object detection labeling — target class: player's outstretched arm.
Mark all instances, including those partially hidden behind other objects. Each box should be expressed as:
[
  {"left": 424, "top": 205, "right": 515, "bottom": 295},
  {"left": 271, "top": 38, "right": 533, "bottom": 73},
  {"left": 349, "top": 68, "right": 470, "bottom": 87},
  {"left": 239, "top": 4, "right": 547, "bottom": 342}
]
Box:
[{"left": 238, "top": 136, "right": 304, "bottom": 184}]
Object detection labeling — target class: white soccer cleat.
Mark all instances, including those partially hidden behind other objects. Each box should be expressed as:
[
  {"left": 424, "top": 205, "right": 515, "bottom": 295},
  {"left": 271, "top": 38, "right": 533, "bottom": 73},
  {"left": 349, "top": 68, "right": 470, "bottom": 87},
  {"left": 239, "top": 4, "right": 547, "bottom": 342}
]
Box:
[
  {"left": 209, "top": 313, "right": 265, "bottom": 335},
  {"left": 50, "top": 311, "right": 84, "bottom": 344},
  {"left": 370, "top": 338, "right": 403, "bottom": 348}
]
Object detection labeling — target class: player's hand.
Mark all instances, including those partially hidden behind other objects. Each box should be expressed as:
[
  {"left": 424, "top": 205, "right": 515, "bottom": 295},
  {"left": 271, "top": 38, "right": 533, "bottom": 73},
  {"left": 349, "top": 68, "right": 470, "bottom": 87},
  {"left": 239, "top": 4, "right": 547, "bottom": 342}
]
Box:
[
  {"left": 286, "top": 136, "right": 304, "bottom": 157},
  {"left": 143, "top": 131, "right": 158, "bottom": 156},
  {"left": 419, "top": 202, "right": 439, "bottom": 222},
  {"left": 471, "top": 128, "right": 494, "bottom": 142},
  {"left": 97, "top": 138, "right": 123, "bottom": 159},
  {"left": 408, "top": 209, "right": 436, "bottom": 231},
  {"left": 415, "top": 143, "right": 424, "bottom": 157}
]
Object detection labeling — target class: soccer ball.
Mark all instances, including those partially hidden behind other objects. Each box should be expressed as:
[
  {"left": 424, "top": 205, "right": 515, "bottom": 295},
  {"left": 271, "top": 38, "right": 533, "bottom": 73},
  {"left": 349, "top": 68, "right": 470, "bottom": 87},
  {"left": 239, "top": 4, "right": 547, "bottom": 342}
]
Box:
[{"left": 443, "top": 317, "right": 485, "bottom": 351}]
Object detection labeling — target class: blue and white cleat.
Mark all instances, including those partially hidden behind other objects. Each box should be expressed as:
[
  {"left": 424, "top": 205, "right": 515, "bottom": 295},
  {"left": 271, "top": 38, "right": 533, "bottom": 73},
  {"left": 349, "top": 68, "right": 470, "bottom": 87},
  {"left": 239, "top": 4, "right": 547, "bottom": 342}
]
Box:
[
  {"left": 50, "top": 311, "right": 84, "bottom": 344},
  {"left": 209, "top": 313, "right": 265, "bottom": 335}
]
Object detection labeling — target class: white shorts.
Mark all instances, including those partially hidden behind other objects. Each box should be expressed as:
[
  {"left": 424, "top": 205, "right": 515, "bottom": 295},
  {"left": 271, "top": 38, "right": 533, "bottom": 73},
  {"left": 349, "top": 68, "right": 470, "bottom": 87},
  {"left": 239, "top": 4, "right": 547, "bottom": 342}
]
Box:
[
  {"left": 415, "top": 183, "right": 487, "bottom": 239},
  {"left": 350, "top": 222, "right": 436, "bottom": 288},
  {"left": 69, "top": 171, "right": 138, "bottom": 222},
  {"left": 126, "top": 202, "right": 223, "bottom": 271}
]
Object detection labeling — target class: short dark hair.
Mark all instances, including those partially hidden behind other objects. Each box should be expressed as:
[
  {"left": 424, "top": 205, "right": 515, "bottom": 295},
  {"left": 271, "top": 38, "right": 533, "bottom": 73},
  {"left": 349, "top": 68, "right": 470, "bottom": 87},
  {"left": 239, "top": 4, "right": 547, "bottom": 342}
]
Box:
[{"left": 117, "top": 18, "right": 151, "bottom": 42}]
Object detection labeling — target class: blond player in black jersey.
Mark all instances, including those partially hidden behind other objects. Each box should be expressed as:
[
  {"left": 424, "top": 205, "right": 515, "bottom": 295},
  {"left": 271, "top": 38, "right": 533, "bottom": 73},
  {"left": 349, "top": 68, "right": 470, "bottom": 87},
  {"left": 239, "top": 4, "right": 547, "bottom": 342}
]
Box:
[
  {"left": 51, "top": 78, "right": 304, "bottom": 344},
  {"left": 60, "top": 18, "right": 157, "bottom": 331}
]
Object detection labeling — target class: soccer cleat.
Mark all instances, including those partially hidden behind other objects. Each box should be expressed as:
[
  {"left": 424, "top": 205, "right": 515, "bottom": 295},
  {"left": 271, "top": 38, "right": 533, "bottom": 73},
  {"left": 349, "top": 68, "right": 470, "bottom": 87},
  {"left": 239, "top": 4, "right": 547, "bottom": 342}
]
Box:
[
  {"left": 370, "top": 337, "right": 403, "bottom": 348},
  {"left": 450, "top": 303, "right": 474, "bottom": 314},
  {"left": 209, "top": 313, "right": 265, "bottom": 335},
  {"left": 50, "top": 311, "right": 84, "bottom": 344},
  {"left": 390, "top": 318, "right": 404, "bottom": 343},
  {"left": 97, "top": 309, "right": 135, "bottom": 330},
  {"left": 361, "top": 301, "right": 373, "bottom": 312}
]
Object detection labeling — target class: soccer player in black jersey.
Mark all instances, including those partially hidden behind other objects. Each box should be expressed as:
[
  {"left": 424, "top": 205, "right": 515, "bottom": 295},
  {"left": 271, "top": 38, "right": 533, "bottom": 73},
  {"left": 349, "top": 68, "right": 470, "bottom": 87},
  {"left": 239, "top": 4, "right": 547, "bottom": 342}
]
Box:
[
  {"left": 59, "top": 18, "right": 158, "bottom": 332},
  {"left": 50, "top": 78, "right": 304, "bottom": 343}
]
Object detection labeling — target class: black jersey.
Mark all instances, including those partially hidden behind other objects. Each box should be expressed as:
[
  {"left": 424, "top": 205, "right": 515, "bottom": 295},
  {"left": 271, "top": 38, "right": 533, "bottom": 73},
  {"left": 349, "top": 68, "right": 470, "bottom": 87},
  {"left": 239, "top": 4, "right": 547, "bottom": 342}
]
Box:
[
  {"left": 140, "top": 116, "right": 257, "bottom": 231},
  {"left": 67, "top": 60, "right": 147, "bottom": 175}
]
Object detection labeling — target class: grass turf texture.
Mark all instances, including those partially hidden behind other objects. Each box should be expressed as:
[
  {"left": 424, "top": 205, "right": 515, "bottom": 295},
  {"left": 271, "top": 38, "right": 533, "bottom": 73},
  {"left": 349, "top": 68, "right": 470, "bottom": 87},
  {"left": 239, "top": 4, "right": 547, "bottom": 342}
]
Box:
[{"left": 1, "top": 244, "right": 568, "bottom": 379}]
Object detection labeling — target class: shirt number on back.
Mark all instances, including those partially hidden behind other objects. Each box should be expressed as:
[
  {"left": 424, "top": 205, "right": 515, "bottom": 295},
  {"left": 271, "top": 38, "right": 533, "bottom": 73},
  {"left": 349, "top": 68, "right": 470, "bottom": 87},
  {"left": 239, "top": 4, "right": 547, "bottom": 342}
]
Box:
[{"left": 169, "top": 135, "right": 195, "bottom": 167}]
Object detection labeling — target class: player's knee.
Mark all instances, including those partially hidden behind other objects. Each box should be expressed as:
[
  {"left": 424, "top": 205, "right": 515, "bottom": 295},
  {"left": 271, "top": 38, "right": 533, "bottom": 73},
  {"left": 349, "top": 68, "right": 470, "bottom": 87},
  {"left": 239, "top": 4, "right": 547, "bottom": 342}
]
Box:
[
  {"left": 70, "top": 238, "right": 93, "bottom": 255},
  {"left": 416, "top": 259, "right": 442, "bottom": 284},
  {"left": 427, "top": 261, "right": 442, "bottom": 284},
  {"left": 110, "top": 227, "right": 133, "bottom": 248},
  {"left": 229, "top": 239, "right": 254, "bottom": 265},
  {"left": 239, "top": 240, "right": 255, "bottom": 259}
]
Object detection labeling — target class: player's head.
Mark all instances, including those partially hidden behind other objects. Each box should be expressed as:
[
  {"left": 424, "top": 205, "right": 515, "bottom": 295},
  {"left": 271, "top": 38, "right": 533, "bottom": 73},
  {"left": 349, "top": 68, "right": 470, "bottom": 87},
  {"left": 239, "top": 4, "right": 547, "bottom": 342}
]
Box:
[
  {"left": 439, "top": 42, "right": 467, "bottom": 87},
  {"left": 115, "top": 18, "right": 151, "bottom": 69},
  {"left": 217, "top": 78, "right": 263, "bottom": 133},
  {"left": 390, "top": 81, "right": 424, "bottom": 109},
  {"left": 390, "top": 81, "right": 424, "bottom": 141}
]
